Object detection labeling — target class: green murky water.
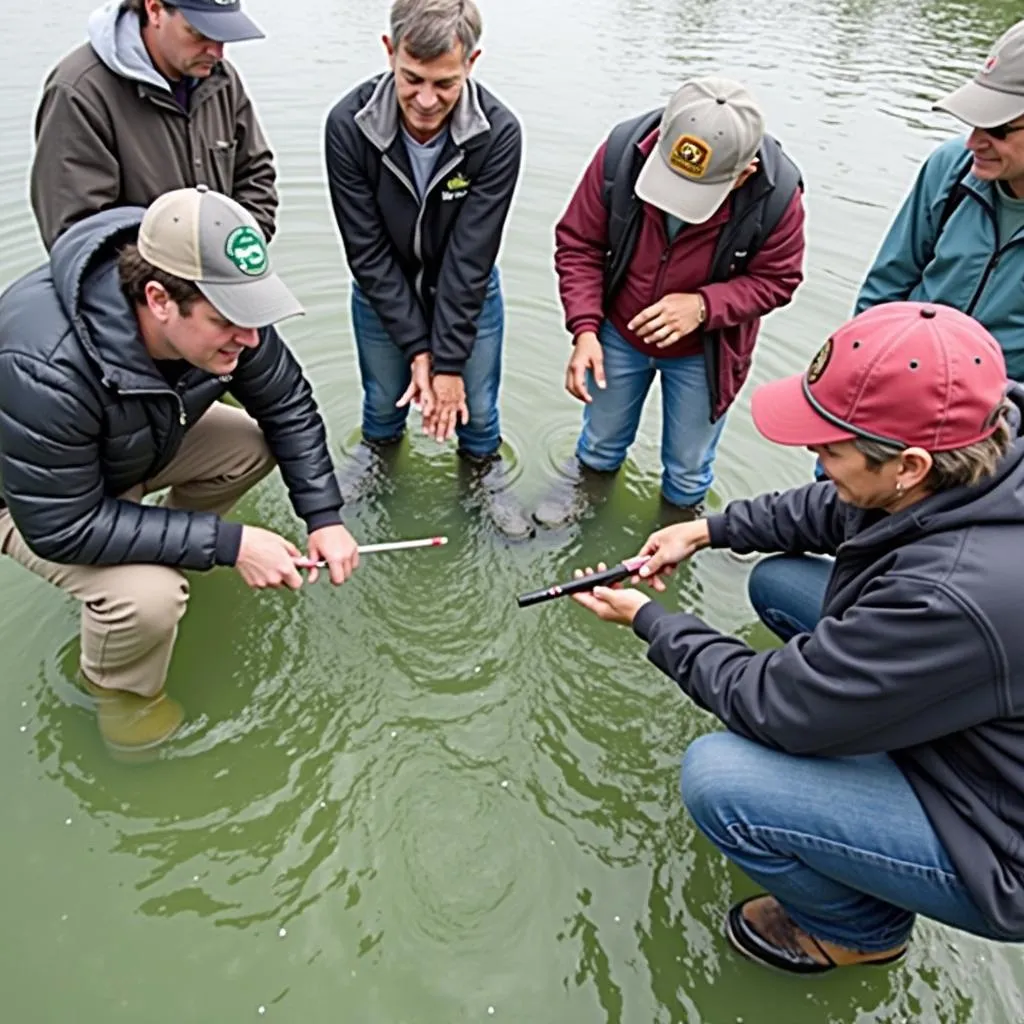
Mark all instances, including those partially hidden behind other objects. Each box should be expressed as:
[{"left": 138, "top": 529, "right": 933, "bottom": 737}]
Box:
[{"left": 2, "top": 0, "right": 1023, "bottom": 1020}]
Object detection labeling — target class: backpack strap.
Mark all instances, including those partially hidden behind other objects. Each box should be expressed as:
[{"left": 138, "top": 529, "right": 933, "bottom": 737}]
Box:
[
  {"left": 601, "top": 108, "right": 662, "bottom": 302},
  {"left": 708, "top": 134, "right": 803, "bottom": 284},
  {"left": 928, "top": 152, "right": 974, "bottom": 259}
]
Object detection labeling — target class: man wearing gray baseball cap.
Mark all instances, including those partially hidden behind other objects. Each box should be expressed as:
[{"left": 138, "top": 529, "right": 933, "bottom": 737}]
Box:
[
  {"left": 542, "top": 77, "right": 806, "bottom": 528},
  {"left": 0, "top": 187, "right": 357, "bottom": 756},
  {"left": 856, "top": 18, "right": 1024, "bottom": 381},
  {"left": 30, "top": 0, "right": 277, "bottom": 251}
]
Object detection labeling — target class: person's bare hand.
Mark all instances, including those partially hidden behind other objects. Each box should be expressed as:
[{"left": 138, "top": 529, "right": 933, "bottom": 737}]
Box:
[
  {"left": 236, "top": 526, "right": 304, "bottom": 590},
  {"left": 565, "top": 331, "right": 606, "bottom": 404},
  {"left": 300, "top": 524, "right": 359, "bottom": 585},
  {"left": 425, "top": 373, "right": 469, "bottom": 442},
  {"left": 570, "top": 562, "right": 651, "bottom": 625},
  {"left": 397, "top": 352, "right": 436, "bottom": 421},
  {"left": 633, "top": 520, "right": 712, "bottom": 590},
  {"left": 628, "top": 293, "right": 704, "bottom": 348}
]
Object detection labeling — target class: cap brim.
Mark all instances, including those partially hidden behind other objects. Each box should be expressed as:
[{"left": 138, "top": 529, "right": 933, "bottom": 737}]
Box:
[
  {"left": 750, "top": 375, "right": 857, "bottom": 447},
  {"left": 198, "top": 272, "right": 304, "bottom": 329},
  {"left": 634, "top": 149, "right": 732, "bottom": 225},
  {"left": 933, "top": 80, "right": 1024, "bottom": 128},
  {"left": 180, "top": 9, "right": 265, "bottom": 43}
]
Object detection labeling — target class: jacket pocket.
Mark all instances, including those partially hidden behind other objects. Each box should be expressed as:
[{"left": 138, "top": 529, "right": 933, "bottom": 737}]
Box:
[{"left": 207, "top": 138, "right": 238, "bottom": 193}]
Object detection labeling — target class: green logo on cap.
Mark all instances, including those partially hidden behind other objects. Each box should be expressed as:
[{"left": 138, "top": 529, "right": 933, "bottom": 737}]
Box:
[{"left": 225, "top": 226, "right": 267, "bottom": 276}]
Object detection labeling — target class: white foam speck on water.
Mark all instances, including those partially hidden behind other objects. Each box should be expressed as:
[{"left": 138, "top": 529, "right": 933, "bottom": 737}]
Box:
[
  {"left": 61, "top": 914, "right": 68, "bottom": 921},
  {"left": 20, "top": 701, "right": 26, "bottom": 707}
]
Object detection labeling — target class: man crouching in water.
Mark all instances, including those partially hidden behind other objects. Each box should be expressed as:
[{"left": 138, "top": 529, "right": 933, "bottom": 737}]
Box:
[{"left": 0, "top": 187, "right": 357, "bottom": 755}]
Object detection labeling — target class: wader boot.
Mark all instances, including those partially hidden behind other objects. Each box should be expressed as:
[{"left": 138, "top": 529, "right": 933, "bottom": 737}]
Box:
[
  {"left": 79, "top": 674, "right": 184, "bottom": 755},
  {"left": 458, "top": 452, "right": 535, "bottom": 540},
  {"left": 532, "top": 456, "right": 618, "bottom": 529}
]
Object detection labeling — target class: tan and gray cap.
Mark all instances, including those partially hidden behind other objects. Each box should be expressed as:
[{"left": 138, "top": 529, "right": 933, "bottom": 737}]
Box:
[
  {"left": 934, "top": 19, "right": 1024, "bottom": 128},
  {"left": 634, "top": 76, "right": 765, "bottom": 225},
  {"left": 137, "top": 186, "right": 303, "bottom": 329}
]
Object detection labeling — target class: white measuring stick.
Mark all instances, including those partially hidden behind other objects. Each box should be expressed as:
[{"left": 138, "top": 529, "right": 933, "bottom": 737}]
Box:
[{"left": 302, "top": 535, "right": 448, "bottom": 568}]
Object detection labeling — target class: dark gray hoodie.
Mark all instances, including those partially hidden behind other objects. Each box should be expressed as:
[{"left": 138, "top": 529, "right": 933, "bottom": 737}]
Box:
[{"left": 633, "top": 393, "right": 1024, "bottom": 937}]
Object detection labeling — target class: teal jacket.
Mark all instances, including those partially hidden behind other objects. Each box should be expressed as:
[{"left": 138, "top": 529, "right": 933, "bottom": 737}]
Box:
[{"left": 856, "top": 136, "right": 1024, "bottom": 381}]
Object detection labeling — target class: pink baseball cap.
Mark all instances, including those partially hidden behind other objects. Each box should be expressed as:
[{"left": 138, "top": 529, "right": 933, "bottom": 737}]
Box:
[{"left": 751, "top": 303, "right": 1009, "bottom": 451}]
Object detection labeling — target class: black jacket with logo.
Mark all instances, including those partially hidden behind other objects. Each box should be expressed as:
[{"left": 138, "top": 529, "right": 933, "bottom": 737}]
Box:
[
  {"left": 324, "top": 73, "right": 522, "bottom": 374},
  {"left": 0, "top": 208, "right": 343, "bottom": 571}
]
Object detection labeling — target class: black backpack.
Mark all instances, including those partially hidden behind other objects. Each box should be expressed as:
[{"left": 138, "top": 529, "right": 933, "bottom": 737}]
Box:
[{"left": 600, "top": 109, "right": 803, "bottom": 303}]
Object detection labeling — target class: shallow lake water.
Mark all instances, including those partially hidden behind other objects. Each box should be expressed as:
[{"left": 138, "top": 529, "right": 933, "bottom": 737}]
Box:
[{"left": 2, "top": 0, "right": 1023, "bottom": 1020}]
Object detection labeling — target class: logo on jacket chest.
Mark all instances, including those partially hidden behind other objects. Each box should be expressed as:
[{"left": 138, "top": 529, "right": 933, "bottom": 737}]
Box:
[{"left": 441, "top": 173, "right": 471, "bottom": 202}]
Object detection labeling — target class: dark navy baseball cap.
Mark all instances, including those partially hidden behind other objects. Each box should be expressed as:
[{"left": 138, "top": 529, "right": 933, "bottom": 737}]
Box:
[{"left": 172, "top": 0, "right": 265, "bottom": 43}]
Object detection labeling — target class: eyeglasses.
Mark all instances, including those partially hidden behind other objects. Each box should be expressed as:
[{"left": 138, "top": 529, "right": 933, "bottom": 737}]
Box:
[{"left": 981, "top": 121, "right": 1024, "bottom": 141}]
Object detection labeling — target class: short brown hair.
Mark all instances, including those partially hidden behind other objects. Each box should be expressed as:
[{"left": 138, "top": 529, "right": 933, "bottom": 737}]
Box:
[
  {"left": 853, "top": 399, "right": 1016, "bottom": 491},
  {"left": 124, "top": 0, "right": 179, "bottom": 29},
  {"left": 117, "top": 243, "right": 201, "bottom": 314}
]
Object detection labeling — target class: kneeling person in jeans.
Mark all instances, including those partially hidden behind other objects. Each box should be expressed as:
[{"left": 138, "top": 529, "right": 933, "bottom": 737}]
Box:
[
  {"left": 574, "top": 303, "right": 1024, "bottom": 971},
  {"left": 0, "top": 187, "right": 358, "bottom": 754},
  {"left": 542, "top": 76, "right": 806, "bottom": 527}
]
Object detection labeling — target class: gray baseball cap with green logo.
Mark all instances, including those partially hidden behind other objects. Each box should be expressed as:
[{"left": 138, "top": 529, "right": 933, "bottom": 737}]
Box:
[
  {"left": 136, "top": 186, "right": 303, "bottom": 329},
  {"left": 934, "top": 19, "right": 1024, "bottom": 127},
  {"left": 634, "top": 76, "right": 765, "bottom": 225}
]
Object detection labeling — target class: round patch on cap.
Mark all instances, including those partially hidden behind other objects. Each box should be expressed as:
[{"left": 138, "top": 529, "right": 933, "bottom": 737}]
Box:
[
  {"left": 669, "top": 135, "right": 713, "bottom": 178},
  {"left": 806, "top": 337, "right": 834, "bottom": 384},
  {"left": 225, "top": 226, "right": 267, "bottom": 277}
]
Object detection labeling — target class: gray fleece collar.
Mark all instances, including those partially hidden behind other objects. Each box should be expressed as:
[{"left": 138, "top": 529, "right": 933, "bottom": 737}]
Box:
[{"left": 354, "top": 73, "right": 490, "bottom": 152}]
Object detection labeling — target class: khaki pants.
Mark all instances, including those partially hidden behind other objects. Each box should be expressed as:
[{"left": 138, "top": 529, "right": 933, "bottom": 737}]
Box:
[{"left": 0, "top": 403, "right": 275, "bottom": 697}]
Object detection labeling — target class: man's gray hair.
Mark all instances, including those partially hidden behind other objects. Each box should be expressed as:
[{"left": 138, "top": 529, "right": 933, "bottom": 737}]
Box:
[
  {"left": 853, "top": 398, "right": 1015, "bottom": 491},
  {"left": 389, "top": 0, "right": 483, "bottom": 62}
]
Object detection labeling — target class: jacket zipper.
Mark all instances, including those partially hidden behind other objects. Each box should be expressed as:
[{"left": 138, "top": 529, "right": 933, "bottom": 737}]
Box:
[
  {"left": 382, "top": 150, "right": 464, "bottom": 306},
  {"left": 414, "top": 154, "right": 463, "bottom": 303},
  {"left": 959, "top": 188, "right": 1024, "bottom": 316},
  {"left": 117, "top": 386, "right": 187, "bottom": 426}
]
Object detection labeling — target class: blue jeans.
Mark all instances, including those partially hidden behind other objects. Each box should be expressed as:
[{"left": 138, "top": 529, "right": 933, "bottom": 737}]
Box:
[
  {"left": 350, "top": 267, "right": 504, "bottom": 459},
  {"left": 680, "top": 554, "right": 1001, "bottom": 950},
  {"left": 576, "top": 321, "right": 726, "bottom": 507}
]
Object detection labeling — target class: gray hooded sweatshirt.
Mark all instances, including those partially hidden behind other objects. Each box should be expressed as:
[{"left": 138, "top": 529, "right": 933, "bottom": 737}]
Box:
[{"left": 29, "top": 1, "right": 277, "bottom": 250}]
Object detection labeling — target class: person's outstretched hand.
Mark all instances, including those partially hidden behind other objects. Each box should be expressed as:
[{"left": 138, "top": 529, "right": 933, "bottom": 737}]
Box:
[
  {"left": 570, "top": 563, "right": 651, "bottom": 626},
  {"left": 632, "top": 519, "right": 712, "bottom": 591},
  {"left": 236, "top": 526, "right": 305, "bottom": 590}
]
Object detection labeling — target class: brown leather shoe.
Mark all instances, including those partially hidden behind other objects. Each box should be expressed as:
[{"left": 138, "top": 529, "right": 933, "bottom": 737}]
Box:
[{"left": 725, "top": 895, "right": 908, "bottom": 975}]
